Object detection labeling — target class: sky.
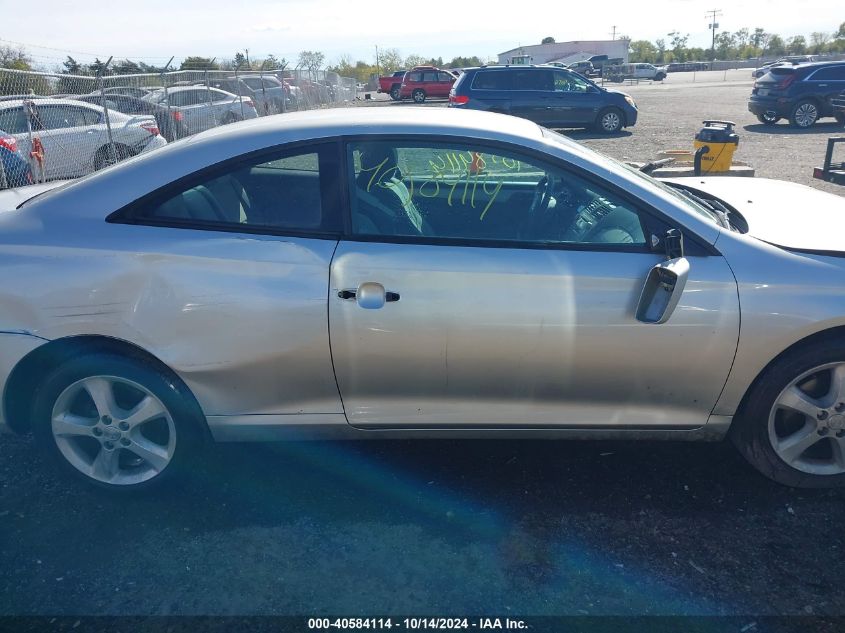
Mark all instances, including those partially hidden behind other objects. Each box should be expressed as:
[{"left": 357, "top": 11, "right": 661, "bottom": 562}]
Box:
[{"left": 1, "top": 0, "right": 842, "bottom": 70}]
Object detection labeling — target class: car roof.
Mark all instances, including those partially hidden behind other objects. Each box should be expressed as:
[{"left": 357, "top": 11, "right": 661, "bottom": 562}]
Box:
[{"left": 0, "top": 98, "right": 104, "bottom": 110}]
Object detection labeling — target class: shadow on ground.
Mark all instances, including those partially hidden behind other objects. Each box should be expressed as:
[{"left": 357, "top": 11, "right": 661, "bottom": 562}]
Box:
[{"left": 1, "top": 435, "right": 843, "bottom": 616}]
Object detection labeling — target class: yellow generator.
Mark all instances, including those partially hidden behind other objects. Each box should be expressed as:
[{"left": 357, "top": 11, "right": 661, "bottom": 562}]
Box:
[{"left": 693, "top": 120, "right": 739, "bottom": 173}]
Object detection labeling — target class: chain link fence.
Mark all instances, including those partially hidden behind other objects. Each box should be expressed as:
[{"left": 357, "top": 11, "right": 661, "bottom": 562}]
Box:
[{"left": 0, "top": 66, "right": 359, "bottom": 189}]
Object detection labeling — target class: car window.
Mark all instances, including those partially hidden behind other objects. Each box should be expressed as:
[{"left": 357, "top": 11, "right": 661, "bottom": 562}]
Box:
[
  {"left": 209, "top": 89, "right": 230, "bottom": 102},
  {"left": 407, "top": 72, "right": 422, "bottom": 82},
  {"left": 0, "top": 107, "right": 28, "bottom": 134},
  {"left": 261, "top": 78, "right": 280, "bottom": 88},
  {"left": 438, "top": 72, "right": 453, "bottom": 82},
  {"left": 553, "top": 71, "right": 591, "bottom": 93},
  {"left": 471, "top": 71, "right": 511, "bottom": 90},
  {"left": 422, "top": 72, "right": 438, "bottom": 82},
  {"left": 34, "top": 105, "right": 90, "bottom": 129},
  {"left": 346, "top": 140, "right": 646, "bottom": 247},
  {"left": 811, "top": 66, "right": 845, "bottom": 81},
  {"left": 513, "top": 70, "right": 553, "bottom": 91},
  {"left": 129, "top": 146, "right": 336, "bottom": 233}
]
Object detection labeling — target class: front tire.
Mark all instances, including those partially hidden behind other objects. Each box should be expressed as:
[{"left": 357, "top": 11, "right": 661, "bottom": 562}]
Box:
[
  {"left": 790, "top": 100, "right": 819, "bottom": 129},
  {"left": 31, "top": 353, "right": 207, "bottom": 492},
  {"left": 730, "top": 340, "right": 845, "bottom": 488},
  {"left": 595, "top": 107, "right": 624, "bottom": 133},
  {"left": 412, "top": 89, "right": 426, "bottom": 103},
  {"left": 757, "top": 112, "right": 781, "bottom": 125}
]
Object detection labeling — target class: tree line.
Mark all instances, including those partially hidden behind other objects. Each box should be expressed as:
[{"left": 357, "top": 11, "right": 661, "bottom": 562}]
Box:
[{"left": 629, "top": 21, "right": 845, "bottom": 64}]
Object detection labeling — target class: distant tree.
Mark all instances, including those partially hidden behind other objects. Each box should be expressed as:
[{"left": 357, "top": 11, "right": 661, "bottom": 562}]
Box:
[
  {"left": 180, "top": 56, "right": 219, "bottom": 70},
  {"left": 113, "top": 59, "right": 142, "bottom": 75},
  {"left": 89, "top": 58, "right": 111, "bottom": 76},
  {"left": 541, "top": 36, "right": 555, "bottom": 44},
  {"left": 447, "top": 56, "right": 484, "bottom": 68},
  {"left": 262, "top": 54, "right": 286, "bottom": 70},
  {"left": 654, "top": 38, "right": 666, "bottom": 63},
  {"left": 734, "top": 28, "right": 750, "bottom": 48},
  {"left": 628, "top": 40, "right": 657, "bottom": 63},
  {"left": 377, "top": 48, "right": 403, "bottom": 74},
  {"left": 0, "top": 45, "right": 51, "bottom": 95},
  {"left": 765, "top": 34, "right": 786, "bottom": 56},
  {"left": 62, "top": 56, "right": 82, "bottom": 74},
  {"left": 404, "top": 54, "right": 428, "bottom": 68},
  {"left": 233, "top": 52, "right": 247, "bottom": 69},
  {"left": 786, "top": 35, "right": 807, "bottom": 54},
  {"left": 810, "top": 32, "right": 831, "bottom": 53},
  {"left": 668, "top": 31, "right": 690, "bottom": 62},
  {"left": 298, "top": 50, "right": 325, "bottom": 79},
  {"left": 836, "top": 22, "right": 845, "bottom": 39},
  {"left": 751, "top": 28, "right": 768, "bottom": 49},
  {"left": 714, "top": 32, "right": 736, "bottom": 59},
  {"left": 0, "top": 45, "right": 33, "bottom": 70}
]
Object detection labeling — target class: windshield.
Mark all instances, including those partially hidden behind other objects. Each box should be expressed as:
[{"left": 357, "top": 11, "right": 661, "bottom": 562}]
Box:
[{"left": 540, "top": 127, "right": 723, "bottom": 224}]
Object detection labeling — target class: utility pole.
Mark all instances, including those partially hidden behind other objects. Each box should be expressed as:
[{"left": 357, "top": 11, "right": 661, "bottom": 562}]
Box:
[
  {"left": 610, "top": 26, "right": 617, "bottom": 40},
  {"left": 375, "top": 45, "right": 380, "bottom": 76},
  {"left": 706, "top": 9, "right": 722, "bottom": 60}
]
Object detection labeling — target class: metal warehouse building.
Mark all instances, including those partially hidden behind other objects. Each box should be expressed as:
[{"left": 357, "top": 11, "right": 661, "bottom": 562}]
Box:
[{"left": 498, "top": 40, "right": 630, "bottom": 66}]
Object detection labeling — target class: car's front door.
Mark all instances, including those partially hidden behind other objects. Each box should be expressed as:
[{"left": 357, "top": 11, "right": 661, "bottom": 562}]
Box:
[
  {"left": 329, "top": 138, "right": 740, "bottom": 429},
  {"left": 544, "top": 71, "right": 604, "bottom": 127},
  {"left": 509, "top": 69, "right": 555, "bottom": 124}
]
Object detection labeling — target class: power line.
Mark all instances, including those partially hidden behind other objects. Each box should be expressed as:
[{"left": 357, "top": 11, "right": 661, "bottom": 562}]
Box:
[{"left": 705, "top": 9, "right": 723, "bottom": 58}]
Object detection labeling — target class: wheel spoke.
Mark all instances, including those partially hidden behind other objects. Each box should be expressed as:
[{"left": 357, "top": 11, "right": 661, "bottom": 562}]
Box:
[
  {"left": 90, "top": 447, "right": 121, "bottom": 482},
  {"left": 832, "top": 437, "right": 845, "bottom": 470},
  {"left": 777, "top": 385, "right": 821, "bottom": 419},
  {"left": 125, "top": 437, "right": 170, "bottom": 473},
  {"left": 826, "top": 365, "right": 845, "bottom": 406},
  {"left": 777, "top": 423, "right": 822, "bottom": 464},
  {"left": 83, "top": 377, "right": 120, "bottom": 419},
  {"left": 52, "top": 413, "right": 94, "bottom": 437},
  {"left": 122, "top": 396, "right": 166, "bottom": 430}
]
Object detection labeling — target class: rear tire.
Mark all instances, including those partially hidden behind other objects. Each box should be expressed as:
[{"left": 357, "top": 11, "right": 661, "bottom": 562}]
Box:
[
  {"left": 412, "top": 89, "right": 426, "bottom": 104},
  {"left": 730, "top": 339, "right": 845, "bottom": 488},
  {"left": 790, "top": 100, "right": 819, "bottom": 129},
  {"left": 93, "top": 144, "right": 131, "bottom": 171},
  {"left": 31, "top": 353, "right": 207, "bottom": 493},
  {"left": 595, "top": 107, "right": 624, "bottom": 133},
  {"left": 389, "top": 86, "right": 401, "bottom": 101}
]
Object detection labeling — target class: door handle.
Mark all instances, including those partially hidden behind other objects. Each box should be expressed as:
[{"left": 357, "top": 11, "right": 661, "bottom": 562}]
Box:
[{"left": 338, "top": 284, "right": 400, "bottom": 308}]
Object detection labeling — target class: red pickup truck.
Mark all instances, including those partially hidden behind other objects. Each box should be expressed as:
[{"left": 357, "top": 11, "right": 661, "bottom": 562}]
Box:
[{"left": 377, "top": 70, "right": 407, "bottom": 101}]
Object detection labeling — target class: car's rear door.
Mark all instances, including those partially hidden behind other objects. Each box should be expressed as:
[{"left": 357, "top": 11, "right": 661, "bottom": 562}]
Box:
[
  {"left": 31, "top": 104, "right": 104, "bottom": 179},
  {"left": 329, "top": 137, "right": 740, "bottom": 429},
  {"left": 509, "top": 69, "right": 554, "bottom": 124},
  {"left": 109, "top": 142, "right": 344, "bottom": 434}
]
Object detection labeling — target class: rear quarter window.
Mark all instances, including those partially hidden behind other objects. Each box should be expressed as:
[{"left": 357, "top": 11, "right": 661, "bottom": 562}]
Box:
[{"left": 471, "top": 72, "right": 511, "bottom": 90}]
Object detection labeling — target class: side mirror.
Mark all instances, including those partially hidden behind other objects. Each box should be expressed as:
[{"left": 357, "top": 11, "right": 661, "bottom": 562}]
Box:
[
  {"left": 636, "top": 257, "right": 690, "bottom": 324},
  {"left": 637, "top": 229, "right": 688, "bottom": 324}
]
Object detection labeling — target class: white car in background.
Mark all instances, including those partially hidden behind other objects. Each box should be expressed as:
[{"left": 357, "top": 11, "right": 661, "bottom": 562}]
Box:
[
  {"left": 144, "top": 86, "right": 258, "bottom": 135},
  {"left": 0, "top": 99, "right": 166, "bottom": 180}
]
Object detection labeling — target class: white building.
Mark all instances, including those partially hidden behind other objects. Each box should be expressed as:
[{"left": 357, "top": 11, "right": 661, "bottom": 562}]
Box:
[{"left": 498, "top": 40, "right": 630, "bottom": 66}]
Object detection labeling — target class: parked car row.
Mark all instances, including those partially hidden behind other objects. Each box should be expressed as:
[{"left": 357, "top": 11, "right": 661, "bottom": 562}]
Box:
[
  {"left": 748, "top": 60, "right": 845, "bottom": 128},
  {"left": 751, "top": 56, "right": 819, "bottom": 79},
  {"left": 0, "top": 98, "right": 166, "bottom": 184},
  {"left": 378, "top": 66, "right": 460, "bottom": 102}
]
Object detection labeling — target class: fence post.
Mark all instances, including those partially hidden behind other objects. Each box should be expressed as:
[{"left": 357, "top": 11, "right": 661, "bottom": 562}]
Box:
[
  {"left": 97, "top": 56, "right": 117, "bottom": 167},
  {"left": 160, "top": 57, "right": 174, "bottom": 139},
  {"left": 259, "top": 61, "right": 269, "bottom": 114},
  {"left": 234, "top": 64, "right": 245, "bottom": 119},
  {"left": 0, "top": 153, "right": 7, "bottom": 189},
  {"left": 204, "top": 59, "right": 218, "bottom": 128}
]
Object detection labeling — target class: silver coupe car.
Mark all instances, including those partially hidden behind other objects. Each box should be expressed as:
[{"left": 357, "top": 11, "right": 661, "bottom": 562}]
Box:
[{"left": 2, "top": 108, "right": 845, "bottom": 491}]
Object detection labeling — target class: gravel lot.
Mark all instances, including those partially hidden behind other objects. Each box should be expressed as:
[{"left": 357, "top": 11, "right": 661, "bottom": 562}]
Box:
[{"left": 2, "top": 72, "right": 845, "bottom": 622}]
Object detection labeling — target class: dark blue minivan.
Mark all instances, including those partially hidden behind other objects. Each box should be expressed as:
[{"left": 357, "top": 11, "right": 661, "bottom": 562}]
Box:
[{"left": 448, "top": 65, "right": 638, "bottom": 133}]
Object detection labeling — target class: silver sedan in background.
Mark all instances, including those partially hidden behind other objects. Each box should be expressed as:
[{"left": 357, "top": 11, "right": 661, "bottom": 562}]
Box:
[{"left": 1, "top": 108, "right": 845, "bottom": 491}]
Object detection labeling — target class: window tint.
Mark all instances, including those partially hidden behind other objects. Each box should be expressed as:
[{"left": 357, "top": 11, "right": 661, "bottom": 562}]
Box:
[
  {"left": 553, "top": 71, "right": 591, "bottom": 92},
  {"left": 0, "top": 107, "right": 27, "bottom": 134},
  {"left": 407, "top": 72, "right": 422, "bottom": 82},
  {"left": 35, "top": 106, "right": 89, "bottom": 129},
  {"left": 422, "top": 72, "right": 438, "bottom": 82},
  {"left": 811, "top": 66, "right": 845, "bottom": 81},
  {"left": 346, "top": 140, "right": 646, "bottom": 247},
  {"left": 471, "top": 71, "right": 511, "bottom": 90},
  {"left": 513, "top": 69, "right": 553, "bottom": 91},
  {"left": 438, "top": 72, "right": 453, "bottom": 82},
  {"left": 132, "top": 146, "right": 336, "bottom": 233}
]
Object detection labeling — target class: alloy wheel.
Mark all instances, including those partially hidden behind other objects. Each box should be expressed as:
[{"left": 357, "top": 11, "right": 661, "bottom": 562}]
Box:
[
  {"left": 51, "top": 375, "right": 176, "bottom": 485},
  {"left": 793, "top": 102, "right": 819, "bottom": 128},
  {"left": 768, "top": 362, "right": 845, "bottom": 476},
  {"left": 601, "top": 111, "right": 621, "bottom": 133}
]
